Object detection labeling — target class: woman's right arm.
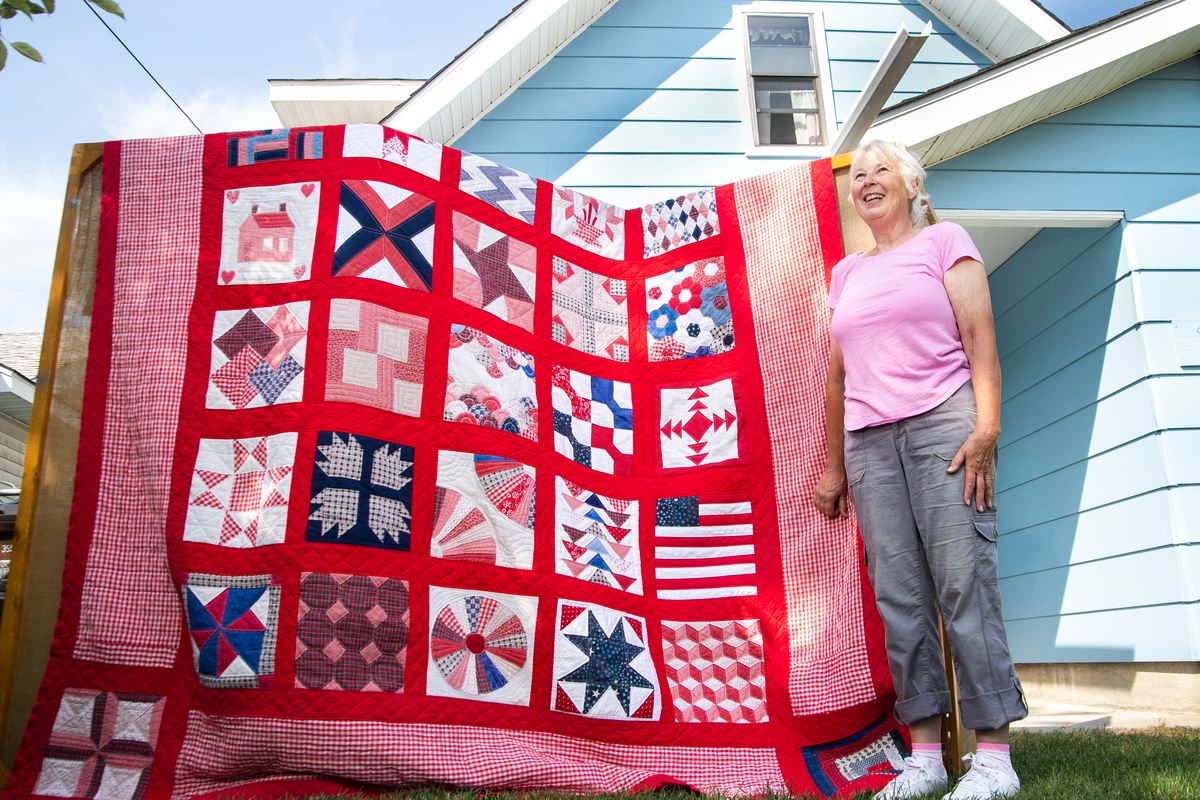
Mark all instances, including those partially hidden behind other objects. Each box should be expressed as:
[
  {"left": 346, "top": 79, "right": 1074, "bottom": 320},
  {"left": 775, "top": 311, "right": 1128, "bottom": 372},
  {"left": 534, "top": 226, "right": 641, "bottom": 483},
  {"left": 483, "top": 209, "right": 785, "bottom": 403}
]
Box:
[{"left": 814, "top": 338, "right": 850, "bottom": 519}]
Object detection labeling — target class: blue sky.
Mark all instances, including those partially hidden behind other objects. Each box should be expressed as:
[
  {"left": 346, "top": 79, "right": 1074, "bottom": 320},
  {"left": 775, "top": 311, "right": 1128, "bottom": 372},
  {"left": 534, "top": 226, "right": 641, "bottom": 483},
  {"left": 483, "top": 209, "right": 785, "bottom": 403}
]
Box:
[{"left": 1, "top": 0, "right": 1137, "bottom": 333}]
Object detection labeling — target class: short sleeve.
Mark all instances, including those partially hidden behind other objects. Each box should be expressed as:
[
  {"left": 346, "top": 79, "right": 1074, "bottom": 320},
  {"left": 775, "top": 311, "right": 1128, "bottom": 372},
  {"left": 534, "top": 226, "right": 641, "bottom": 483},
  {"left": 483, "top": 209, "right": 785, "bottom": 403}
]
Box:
[
  {"left": 827, "top": 255, "right": 854, "bottom": 309},
  {"left": 935, "top": 222, "right": 984, "bottom": 274}
]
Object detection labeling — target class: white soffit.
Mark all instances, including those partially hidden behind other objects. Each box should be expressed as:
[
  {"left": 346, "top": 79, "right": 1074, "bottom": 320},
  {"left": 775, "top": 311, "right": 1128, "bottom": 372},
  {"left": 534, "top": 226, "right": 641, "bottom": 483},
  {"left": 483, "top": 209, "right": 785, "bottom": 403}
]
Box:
[
  {"left": 918, "top": 0, "right": 1069, "bottom": 61},
  {"left": 270, "top": 79, "right": 424, "bottom": 128},
  {"left": 869, "top": 0, "right": 1200, "bottom": 166},
  {"left": 382, "top": 0, "right": 618, "bottom": 144},
  {"left": 938, "top": 209, "right": 1123, "bottom": 272}
]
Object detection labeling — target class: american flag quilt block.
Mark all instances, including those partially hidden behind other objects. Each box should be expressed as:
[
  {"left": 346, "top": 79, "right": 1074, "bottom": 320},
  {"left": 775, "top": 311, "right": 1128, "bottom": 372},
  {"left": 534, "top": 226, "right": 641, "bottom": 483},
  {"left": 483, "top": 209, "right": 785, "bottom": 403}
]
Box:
[{"left": 6, "top": 126, "right": 902, "bottom": 800}]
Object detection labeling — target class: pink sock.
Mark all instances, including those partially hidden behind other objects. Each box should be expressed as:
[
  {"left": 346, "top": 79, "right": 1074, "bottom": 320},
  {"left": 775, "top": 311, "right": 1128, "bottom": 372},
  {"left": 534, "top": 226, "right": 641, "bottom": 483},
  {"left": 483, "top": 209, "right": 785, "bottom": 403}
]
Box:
[
  {"left": 976, "top": 742, "right": 1012, "bottom": 766},
  {"left": 912, "top": 742, "right": 943, "bottom": 766}
]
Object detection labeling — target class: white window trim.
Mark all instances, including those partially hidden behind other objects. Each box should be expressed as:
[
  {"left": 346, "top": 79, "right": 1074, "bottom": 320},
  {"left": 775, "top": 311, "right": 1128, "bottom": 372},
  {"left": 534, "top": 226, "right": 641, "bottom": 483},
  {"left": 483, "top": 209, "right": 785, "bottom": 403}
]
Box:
[{"left": 733, "top": 2, "right": 837, "bottom": 158}]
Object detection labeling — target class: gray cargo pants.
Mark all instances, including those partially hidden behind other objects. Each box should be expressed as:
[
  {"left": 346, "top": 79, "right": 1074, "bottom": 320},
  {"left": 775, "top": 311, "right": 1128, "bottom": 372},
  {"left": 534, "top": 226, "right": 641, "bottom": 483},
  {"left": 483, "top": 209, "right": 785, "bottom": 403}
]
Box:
[{"left": 845, "top": 380, "right": 1028, "bottom": 731}]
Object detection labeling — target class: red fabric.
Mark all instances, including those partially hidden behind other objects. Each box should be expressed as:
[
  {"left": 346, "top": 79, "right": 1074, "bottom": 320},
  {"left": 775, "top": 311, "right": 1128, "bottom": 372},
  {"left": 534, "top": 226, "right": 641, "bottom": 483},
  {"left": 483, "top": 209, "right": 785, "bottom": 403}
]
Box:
[{"left": 6, "top": 127, "right": 902, "bottom": 800}]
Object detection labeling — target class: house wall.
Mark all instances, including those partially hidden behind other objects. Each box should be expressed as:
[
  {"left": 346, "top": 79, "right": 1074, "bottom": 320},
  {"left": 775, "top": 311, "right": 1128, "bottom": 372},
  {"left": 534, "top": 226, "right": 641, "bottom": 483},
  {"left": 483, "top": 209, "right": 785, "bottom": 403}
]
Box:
[
  {"left": 455, "top": 0, "right": 988, "bottom": 206},
  {"left": 929, "top": 57, "right": 1200, "bottom": 663},
  {"left": 0, "top": 412, "right": 26, "bottom": 490}
]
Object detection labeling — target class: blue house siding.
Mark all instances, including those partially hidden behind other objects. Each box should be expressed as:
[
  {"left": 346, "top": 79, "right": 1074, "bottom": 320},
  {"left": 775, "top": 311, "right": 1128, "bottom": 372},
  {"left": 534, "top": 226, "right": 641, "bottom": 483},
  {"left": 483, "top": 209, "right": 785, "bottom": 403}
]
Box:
[
  {"left": 455, "top": 0, "right": 988, "bottom": 205},
  {"left": 930, "top": 57, "right": 1200, "bottom": 663}
]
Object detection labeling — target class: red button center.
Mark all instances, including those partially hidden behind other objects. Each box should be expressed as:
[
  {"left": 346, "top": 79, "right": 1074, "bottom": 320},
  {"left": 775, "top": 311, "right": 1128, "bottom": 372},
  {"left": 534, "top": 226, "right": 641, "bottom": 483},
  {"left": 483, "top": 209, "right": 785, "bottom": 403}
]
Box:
[{"left": 465, "top": 633, "right": 486, "bottom": 654}]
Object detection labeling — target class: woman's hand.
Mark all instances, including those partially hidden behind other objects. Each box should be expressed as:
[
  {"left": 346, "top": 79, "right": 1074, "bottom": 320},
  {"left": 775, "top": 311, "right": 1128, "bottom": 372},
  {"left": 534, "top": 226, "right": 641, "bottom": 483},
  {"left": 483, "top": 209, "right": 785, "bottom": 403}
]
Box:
[
  {"left": 814, "top": 465, "right": 850, "bottom": 520},
  {"left": 946, "top": 428, "right": 999, "bottom": 511}
]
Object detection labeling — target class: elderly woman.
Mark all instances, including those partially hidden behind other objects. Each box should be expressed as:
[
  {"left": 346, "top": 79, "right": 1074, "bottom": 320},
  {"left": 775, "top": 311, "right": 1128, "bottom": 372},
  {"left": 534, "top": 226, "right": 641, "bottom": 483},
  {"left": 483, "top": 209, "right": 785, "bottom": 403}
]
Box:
[{"left": 814, "top": 140, "right": 1027, "bottom": 800}]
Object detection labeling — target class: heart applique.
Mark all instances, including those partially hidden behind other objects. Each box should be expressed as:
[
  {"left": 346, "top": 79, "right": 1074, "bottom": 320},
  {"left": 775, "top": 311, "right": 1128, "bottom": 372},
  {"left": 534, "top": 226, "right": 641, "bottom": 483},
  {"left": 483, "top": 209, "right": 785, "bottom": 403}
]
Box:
[
  {"left": 226, "top": 190, "right": 239, "bottom": 204},
  {"left": 220, "top": 270, "right": 236, "bottom": 284},
  {"left": 300, "top": 183, "right": 315, "bottom": 198},
  {"left": 294, "top": 265, "right": 307, "bottom": 279}
]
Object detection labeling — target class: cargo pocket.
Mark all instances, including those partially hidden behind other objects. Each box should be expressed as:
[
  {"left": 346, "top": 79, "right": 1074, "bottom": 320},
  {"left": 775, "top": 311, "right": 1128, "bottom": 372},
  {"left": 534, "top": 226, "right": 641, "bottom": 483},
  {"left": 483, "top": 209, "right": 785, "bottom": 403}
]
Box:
[{"left": 972, "top": 512, "right": 999, "bottom": 584}]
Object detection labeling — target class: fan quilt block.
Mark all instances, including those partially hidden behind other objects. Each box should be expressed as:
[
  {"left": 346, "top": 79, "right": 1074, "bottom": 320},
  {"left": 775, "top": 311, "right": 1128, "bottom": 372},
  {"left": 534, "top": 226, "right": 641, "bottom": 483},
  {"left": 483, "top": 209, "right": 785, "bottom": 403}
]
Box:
[
  {"left": 7, "top": 126, "right": 902, "bottom": 800},
  {"left": 452, "top": 213, "right": 537, "bottom": 331}
]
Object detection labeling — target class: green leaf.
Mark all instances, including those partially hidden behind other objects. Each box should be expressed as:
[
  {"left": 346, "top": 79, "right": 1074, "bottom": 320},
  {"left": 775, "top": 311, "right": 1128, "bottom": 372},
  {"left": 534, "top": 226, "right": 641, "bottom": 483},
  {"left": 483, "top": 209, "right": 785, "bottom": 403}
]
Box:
[
  {"left": 29, "top": 2, "right": 45, "bottom": 14},
  {"left": 0, "top": 41, "right": 7, "bottom": 71},
  {"left": 43, "top": 0, "right": 53, "bottom": 10},
  {"left": 12, "top": 40, "right": 42, "bottom": 62},
  {"left": 6, "top": 0, "right": 33, "bottom": 19},
  {"left": 87, "top": 0, "right": 123, "bottom": 18},
  {"left": 0, "top": 5, "right": 15, "bottom": 18}
]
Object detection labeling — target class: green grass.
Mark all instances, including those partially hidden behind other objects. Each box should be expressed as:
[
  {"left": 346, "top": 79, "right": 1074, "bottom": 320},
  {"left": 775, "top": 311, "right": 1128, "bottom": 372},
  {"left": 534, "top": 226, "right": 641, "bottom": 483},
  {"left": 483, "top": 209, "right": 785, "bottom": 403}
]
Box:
[{"left": 292, "top": 729, "right": 1200, "bottom": 800}]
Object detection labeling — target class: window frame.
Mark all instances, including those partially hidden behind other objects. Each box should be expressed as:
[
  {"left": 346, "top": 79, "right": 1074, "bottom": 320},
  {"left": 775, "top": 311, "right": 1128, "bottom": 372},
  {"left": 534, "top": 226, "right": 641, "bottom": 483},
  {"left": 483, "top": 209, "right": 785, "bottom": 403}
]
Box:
[{"left": 733, "top": 2, "right": 837, "bottom": 157}]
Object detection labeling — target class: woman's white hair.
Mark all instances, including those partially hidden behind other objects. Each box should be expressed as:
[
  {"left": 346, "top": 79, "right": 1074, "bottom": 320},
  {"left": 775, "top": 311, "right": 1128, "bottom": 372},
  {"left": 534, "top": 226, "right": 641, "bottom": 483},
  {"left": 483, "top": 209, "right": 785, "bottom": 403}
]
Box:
[{"left": 850, "top": 139, "right": 934, "bottom": 228}]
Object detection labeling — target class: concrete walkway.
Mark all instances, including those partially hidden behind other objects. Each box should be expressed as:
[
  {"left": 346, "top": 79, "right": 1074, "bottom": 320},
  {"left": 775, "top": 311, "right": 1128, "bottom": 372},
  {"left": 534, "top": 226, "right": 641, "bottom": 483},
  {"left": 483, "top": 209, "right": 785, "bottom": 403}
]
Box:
[{"left": 1013, "top": 700, "right": 1200, "bottom": 732}]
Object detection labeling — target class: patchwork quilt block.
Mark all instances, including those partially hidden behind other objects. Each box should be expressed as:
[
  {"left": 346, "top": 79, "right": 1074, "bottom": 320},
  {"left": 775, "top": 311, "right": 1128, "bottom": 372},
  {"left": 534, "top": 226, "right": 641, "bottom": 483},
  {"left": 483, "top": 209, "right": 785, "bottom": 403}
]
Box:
[
  {"left": 551, "top": 365, "right": 633, "bottom": 474},
  {"left": 307, "top": 431, "right": 416, "bottom": 551},
  {"left": 208, "top": 303, "right": 308, "bottom": 409},
  {"left": 551, "top": 256, "right": 629, "bottom": 361},
  {"left": 444, "top": 325, "right": 537, "bottom": 439},
  {"left": 432, "top": 451, "right": 536, "bottom": 569},
  {"left": 452, "top": 213, "right": 537, "bottom": 331},
  {"left": 334, "top": 179, "right": 436, "bottom": 289},
  {"left": 326, "top": 298, "right": 427, "bottom": 415},
  {"left": 11, "top": 127, "right": 900, "bottom": 800},
  {"left": 295, "top": 572, "right": 410, "bottom": 692},
  {"left": 184, "top": 433, "right": 296, "bottom": 548},
  {"left": 220, "top": 182, "right": 320, "bottom": 284}
]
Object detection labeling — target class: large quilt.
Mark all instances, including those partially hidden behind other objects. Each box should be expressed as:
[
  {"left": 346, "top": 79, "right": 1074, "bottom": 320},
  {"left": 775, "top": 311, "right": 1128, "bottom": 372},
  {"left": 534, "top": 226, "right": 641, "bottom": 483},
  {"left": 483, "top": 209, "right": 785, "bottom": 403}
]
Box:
[{"left": 6, "top": 126, "right": 905, "bottom": 799}]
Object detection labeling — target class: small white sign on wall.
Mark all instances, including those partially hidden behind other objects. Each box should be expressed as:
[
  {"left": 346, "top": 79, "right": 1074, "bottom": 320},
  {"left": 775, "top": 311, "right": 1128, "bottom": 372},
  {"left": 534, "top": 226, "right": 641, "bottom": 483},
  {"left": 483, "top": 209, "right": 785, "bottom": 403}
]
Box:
[{"left": 1173, "top": 320, "right": 1200, "bottom": 368}]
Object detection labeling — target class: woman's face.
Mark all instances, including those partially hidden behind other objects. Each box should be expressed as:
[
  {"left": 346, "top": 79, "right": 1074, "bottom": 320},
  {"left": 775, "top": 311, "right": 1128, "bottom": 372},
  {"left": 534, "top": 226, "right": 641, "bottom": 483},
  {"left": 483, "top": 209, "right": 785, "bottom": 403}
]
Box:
[{"left": 850, "top": 150, "right": 917, "bottom": 230}]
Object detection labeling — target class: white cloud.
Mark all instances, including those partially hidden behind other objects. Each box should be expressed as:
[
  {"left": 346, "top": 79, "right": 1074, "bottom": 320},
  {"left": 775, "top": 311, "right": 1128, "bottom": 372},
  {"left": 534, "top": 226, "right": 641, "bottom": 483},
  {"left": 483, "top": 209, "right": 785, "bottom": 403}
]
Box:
[
  {"left": 100, "top": 86, "right": 280, "bottom": 140},
  {"left": 315, "top": 16, "right": 365, "bottom": 78},
  {"left": 0, "top": 163, "right": 64, "bottom": 333}
]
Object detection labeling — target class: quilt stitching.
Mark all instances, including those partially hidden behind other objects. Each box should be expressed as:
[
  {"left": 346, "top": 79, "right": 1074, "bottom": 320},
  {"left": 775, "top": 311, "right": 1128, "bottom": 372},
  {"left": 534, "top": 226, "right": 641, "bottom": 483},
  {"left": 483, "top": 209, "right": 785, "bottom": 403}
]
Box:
[
  {"left": 654, "top": 494, "right": 756, "bottom": 600},
  {"left": 551, "top": 188, "right": 624, "bottom": 258},
  {"left": 427, "top": 588, "right": 538, "bottom": 707},
  {"left": 432, "top": 451, "right": 536, "bottom": 570},
  {"left": 660, "top": 620, "right": 768, "bottom": 723},
  {"left": 208, "top": 303, "right": 308, "bottom": 409},
  {"left": 646, "top": 256, "right": 735, "bottom": 360},
  {"left": 342, "top": 124, "right": 442, "bottom": 179},
  {"left": 183, "top": 573, "right": 280, "bottom": 689},
  {"left": 554, "top": 477, "right": 641, "bottom": 594},
  {"left": 444, "top": 325, "right": 537, "bottom": 440},
  {"left": 33, "top": 689, "right": 165, "bottom": 800},
  {"left": 642, "top": 189, "right": 719, "bottom": 257},
  {"left": 452, "top": 213, "right": 537, "bottom": 331},
  {"left": 551, "top": 365, "right": 633, "bottom": 475},
  {"left": 550, "top": 256, "right": 629, "bottom": 361},
  {"left": 333, "top": 180, "right": 436, "bottom": 289},
  {"left": 326, "top": 299, "right": 427, "bottom": 415},
  {"left": 459, "top": 154, "right": 537, "bottom": 224},
  {"left": 552, "top": 602, "right": 658, "bottom": 721},
  {"left": 659, "top": 378, "right": 739, "bottom": 468},
  {"left": 295, "top": 573, "right": 410, "bottom": 693},
  {"left": 307, "top": 431, "right": 415, "bottom": 551},
  {"left": 184, "top": 434, "right": 296, "bottom": 548}
]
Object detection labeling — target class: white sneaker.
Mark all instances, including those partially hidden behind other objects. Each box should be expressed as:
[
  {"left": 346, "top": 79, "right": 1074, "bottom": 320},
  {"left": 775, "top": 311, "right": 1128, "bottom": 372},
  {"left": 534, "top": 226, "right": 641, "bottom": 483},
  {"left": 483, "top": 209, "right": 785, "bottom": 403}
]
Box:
[
  {"left": 875, "top": 755, "right": 949, "bottom": 799},
  {"left": 943, "top": 752, "right": 1021, "bottom": 799}
]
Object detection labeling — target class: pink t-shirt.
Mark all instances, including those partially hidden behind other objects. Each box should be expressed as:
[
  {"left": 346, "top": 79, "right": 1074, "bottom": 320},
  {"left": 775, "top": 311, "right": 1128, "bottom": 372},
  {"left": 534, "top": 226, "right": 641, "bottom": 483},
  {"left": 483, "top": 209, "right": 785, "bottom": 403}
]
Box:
[{"left": 828, "top": 221, "right": 982, "bottom": 430}]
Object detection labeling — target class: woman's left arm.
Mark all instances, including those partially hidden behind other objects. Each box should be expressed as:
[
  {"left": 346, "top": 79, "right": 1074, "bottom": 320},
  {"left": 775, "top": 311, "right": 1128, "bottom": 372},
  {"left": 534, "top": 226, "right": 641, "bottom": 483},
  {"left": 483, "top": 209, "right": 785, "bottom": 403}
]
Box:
[{"left": 944, "top": 258, "right": 1001, "bottom": 511}]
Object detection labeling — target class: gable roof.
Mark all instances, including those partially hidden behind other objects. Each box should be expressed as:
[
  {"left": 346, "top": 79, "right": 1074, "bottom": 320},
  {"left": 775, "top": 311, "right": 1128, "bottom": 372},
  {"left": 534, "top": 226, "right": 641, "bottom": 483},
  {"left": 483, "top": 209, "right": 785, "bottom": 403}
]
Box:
[
  {"left": 379, "top": 0, "right": 1066, "bottom": 145},
  {"left": 865, "top": 0, "right": 1200, "bottom": 166}
]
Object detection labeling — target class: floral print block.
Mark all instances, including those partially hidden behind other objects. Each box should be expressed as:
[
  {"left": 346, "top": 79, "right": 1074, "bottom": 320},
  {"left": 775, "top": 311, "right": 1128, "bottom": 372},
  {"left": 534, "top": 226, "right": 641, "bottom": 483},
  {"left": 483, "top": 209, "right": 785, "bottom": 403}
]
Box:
[
  {"left": 551, "top": 188, "right": 625, "bottom": 259},
  {"left": 208, "top": 303, "right": 307, "bottom": 409},
  {"left": 432, "top": 450, "right": 536, "bottom": 570},
  {"left": 295, "top": 573, "right": 409, "bottom": 692},
  {"left": 452, "top": 213, "right": 537, "bottom": 331},
  {"left": 220, "top": 182, "right": 319, "bottom": 284},
  {"left": 427, "top": 587, "right": 538, "bottom": 707},
  {"left": 307, "top": 431, "right": 415, "bottom": 551},
  {"left": 444, "top": 325, "right": 537, "bottom": 440},
  {"left": 34, "top": 689, "right": 165, "bottom": 800},
  {"left": 551, "top": 256, "right": 629, "bottom": 361},
  {"left": 554, "top": 477, "right": 641, "bottom": 594},
  {"left": 646, "top": 256, "right": 735, "bottom": 360}
]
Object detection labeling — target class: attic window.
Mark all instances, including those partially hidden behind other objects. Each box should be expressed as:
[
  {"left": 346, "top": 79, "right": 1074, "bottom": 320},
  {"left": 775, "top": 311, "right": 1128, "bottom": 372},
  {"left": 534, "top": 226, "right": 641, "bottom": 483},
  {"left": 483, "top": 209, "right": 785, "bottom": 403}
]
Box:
[{"left": 746, "top": 14, "right": 824, "bottom": 146}]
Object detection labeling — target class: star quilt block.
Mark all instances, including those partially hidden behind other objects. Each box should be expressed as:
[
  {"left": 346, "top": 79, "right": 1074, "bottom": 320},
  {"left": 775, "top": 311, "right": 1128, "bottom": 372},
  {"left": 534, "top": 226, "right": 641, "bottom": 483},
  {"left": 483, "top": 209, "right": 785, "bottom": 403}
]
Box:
[
  {"left": 554, "top": 477, "right": 641, "bottom": 594},
  {"left": 208, "top": 303, "right": 308, "bottom": 409},
  {"left": 551, "top": 188, "right": 625, "bottom": 258},
  {"left": 552, "top": 601, "right": 659, "bottom": 721},
  {"left": 33, "top": 689, "right": 164, "bottom": 800},
  {"left": 452, "top": 213, "right": 537, "bottom": 331},
  {"left": 661, "top": 619, "right": 768, "bottom": 723},
  {"left": 654, "top": 493, "right": 756, "bottom": 600},
  {"left": 642, "top": 189, "right": 720, "bottom": 257},
  {"left": 443, "top": 325, "right": 537, "bottom": 440},
  {"left": 646, "top": 256, "right": 735, "bottom": 360},
  {"left": 659, "top": 378, "right": 739, "bottom": 469},
  {"left": 219, "top": 182, "right": 319, "bottom": 284},
  {"left": 326, "top": 299, "right": 427, "bottom": 415},
  {"left": 183, "top": 573, "right": 280, "bottom": 689},
  {"left": 333, "top": 179, "right": 436, "bottom": 290},
  {"left": 342, "top": 124, "right": 442, "bottom": 179},
  {"left": 551, "top": 256, "right": 629, "bottom": 361},
  {"left": 551, "top": 365, "right": 633, "bottom": 474},
  {"left": 295, "top": 572, "right": 410, "bottom": 693},
  {"left": 432, "top": 451, "right": 536, "bottom": 569},
  {"left": 307, "top": 431, "right": 415, "bottom": 551},
  {"left": 183, "top": 433, "right": 296, "bottom": 548},
  {"left": 427, "top": 588, "right": 538, "bottom": 707},
  {"left": 459, "top": 153, "right": 537, "bottom": 223}
]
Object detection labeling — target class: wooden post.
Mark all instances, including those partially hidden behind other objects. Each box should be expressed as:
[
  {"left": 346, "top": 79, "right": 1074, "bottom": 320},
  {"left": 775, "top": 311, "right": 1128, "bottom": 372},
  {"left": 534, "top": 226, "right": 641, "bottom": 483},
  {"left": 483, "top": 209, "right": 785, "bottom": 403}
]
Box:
[
  {"left": 0, "top": 143, "right": 104, "bottom": 777},
  {"left": 831, "top": 149, "right": 970, "bottom": 774}
]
